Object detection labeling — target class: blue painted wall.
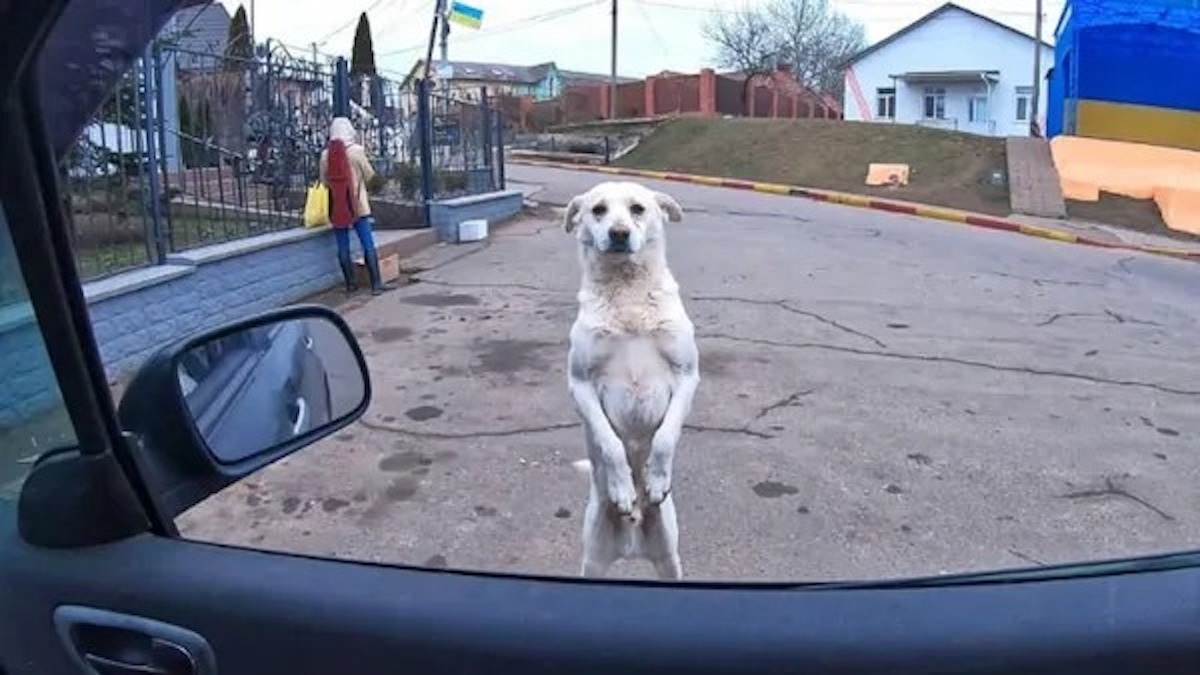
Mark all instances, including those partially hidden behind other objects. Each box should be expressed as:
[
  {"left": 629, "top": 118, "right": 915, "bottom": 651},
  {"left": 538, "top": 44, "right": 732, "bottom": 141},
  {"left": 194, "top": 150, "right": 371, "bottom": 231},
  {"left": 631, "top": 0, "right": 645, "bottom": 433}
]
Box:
[
  {"left": 430, "top": 190, "right": 524, "bottom": 243},
  {"left": 1049, "top": 0, "right": 1200, "bottom": 145},
  {"left": 0, "top": 228, "right": 341, "bottom": 430}
]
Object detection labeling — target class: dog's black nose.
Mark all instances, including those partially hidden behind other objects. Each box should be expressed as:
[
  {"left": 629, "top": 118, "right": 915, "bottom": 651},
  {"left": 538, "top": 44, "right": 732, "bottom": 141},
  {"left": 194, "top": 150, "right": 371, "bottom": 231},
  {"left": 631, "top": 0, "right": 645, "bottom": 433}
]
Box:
[{"left": 609, "top": 228, "right": 630, "bottom": 248}]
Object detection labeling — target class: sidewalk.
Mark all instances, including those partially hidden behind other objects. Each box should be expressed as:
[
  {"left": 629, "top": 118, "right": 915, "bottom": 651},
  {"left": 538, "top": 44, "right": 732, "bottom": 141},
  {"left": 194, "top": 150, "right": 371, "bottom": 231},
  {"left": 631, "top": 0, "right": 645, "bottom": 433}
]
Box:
[
  {"left": 1011, "top": 215, "right": 1200, "bottom": 255},
  {"left": 1006, "top": 137, "right": 1067, "bottom": 219}
]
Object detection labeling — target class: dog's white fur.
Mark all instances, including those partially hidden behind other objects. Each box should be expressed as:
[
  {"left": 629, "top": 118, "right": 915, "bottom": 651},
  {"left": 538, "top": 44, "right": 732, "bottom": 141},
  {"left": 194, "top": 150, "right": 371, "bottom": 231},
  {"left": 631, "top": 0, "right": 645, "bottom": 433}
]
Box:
[{"left": 564, "top": 181, "right": 699, "bottom": 580}]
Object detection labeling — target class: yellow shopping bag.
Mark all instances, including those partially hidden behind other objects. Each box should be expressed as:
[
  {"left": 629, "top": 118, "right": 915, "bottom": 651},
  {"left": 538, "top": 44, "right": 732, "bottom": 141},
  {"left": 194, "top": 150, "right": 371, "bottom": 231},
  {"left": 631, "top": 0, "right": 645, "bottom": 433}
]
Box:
[{"left": 303, "top": 182, "right": 330, "bottom": 228}]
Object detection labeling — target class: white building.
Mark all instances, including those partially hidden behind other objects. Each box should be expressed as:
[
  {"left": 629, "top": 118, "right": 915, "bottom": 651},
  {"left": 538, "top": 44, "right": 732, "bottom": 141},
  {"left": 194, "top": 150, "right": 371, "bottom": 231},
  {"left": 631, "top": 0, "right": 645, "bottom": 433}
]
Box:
[{"left": 842, "top": 2, "right": 1054, "bottom": 137}]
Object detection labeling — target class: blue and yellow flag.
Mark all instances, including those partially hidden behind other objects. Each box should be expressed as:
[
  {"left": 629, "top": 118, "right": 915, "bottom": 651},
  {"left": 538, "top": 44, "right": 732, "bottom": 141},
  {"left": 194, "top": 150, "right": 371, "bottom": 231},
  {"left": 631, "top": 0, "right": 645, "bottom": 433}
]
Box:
[{"left": 447, "top": 1, "right": 483, "bottom": 29}]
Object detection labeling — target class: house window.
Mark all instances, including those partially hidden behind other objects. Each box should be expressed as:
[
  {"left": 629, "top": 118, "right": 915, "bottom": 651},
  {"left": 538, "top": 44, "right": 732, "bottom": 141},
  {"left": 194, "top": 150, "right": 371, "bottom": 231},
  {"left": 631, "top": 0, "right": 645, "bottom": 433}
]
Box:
[
  {"left": 875, "top": 87, "right": 895, "bottom": 119},
  {"left": 968, "top": 95, "right": 989, "bottom": 123},
  {"left": 1015, "top": 86, "right": 1033, "bottom": 121},
  {"left": 923, "top": 87, "right": 946, "bottom": 119}
]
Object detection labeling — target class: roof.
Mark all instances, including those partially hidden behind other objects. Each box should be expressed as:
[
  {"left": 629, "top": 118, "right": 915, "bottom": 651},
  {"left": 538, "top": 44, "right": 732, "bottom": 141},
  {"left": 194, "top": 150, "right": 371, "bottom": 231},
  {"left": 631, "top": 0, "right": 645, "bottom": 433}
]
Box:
[
  {"left": 402, "top": 59, "right": 636, "bottom": 90},
  {"left": 890, "top": 69, "right": 1001, "bottom": 83},
  {"left": 429, "top": 60, "right": 554, "bottom": 84},
  {"left": 844, "top": 2, "right": 1053, "bottom": 68},
  {"left": 166, "top": 3, "right": 231, "bottom": 70},
  {"left": 559, "top": 69, "right": 636, "bottom": 86}
]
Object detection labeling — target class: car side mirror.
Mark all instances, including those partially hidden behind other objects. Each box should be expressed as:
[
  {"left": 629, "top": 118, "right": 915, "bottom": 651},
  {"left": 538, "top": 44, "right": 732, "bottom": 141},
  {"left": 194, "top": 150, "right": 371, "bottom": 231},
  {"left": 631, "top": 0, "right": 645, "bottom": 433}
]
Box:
[{"left": 117, "top": 305, "right": 371, "bottom": 519}]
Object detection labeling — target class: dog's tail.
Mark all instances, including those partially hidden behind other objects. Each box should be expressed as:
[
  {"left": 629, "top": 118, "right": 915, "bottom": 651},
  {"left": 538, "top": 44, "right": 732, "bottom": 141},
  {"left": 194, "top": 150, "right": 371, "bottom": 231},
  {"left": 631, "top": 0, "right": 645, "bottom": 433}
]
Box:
[{"left": 570, "top": 458, "right": 593, "bottom": 476}]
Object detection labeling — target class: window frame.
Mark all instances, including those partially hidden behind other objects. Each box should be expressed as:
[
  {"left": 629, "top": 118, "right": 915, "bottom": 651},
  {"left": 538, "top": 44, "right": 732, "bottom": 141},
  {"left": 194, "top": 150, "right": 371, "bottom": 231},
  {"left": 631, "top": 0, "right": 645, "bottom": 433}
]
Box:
[
  {"left": 968, "top": 94, "right": 990, "bottom": 124},
  {"left": 1015, "top": 86, "right": 1034, "bottom": 122},
  {"left": 922, "top": 87, "right": 946, "bottom": 120},
  {"left": 875, "top": 87, "right": 896, "bottom": 120}
]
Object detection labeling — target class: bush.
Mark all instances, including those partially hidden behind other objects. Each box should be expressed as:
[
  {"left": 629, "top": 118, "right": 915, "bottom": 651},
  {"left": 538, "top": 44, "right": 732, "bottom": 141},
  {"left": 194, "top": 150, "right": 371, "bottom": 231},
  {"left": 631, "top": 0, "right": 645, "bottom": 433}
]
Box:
[
  {"left": 437, "top": 170, "right": 468, "bottom": 194},
  {"left": 394, "top": 162, "right": 420, "bottom": 200},
  {"left": 366, "top": 172, "right": 387, "bottom": 195}
]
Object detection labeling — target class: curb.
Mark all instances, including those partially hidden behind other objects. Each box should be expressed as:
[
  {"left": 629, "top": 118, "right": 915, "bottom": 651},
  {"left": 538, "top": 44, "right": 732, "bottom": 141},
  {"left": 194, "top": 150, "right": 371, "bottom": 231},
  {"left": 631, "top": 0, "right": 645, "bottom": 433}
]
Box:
[{"left": 509, "top": 159, "right": 1200, "bottom": 263}]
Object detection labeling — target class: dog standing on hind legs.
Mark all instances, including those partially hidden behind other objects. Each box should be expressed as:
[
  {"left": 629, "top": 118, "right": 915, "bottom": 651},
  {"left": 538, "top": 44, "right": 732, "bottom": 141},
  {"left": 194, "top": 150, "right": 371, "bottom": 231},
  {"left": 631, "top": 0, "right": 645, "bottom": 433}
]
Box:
[{"left": 564, "top": 181, "right": 700, "bottom": 580}]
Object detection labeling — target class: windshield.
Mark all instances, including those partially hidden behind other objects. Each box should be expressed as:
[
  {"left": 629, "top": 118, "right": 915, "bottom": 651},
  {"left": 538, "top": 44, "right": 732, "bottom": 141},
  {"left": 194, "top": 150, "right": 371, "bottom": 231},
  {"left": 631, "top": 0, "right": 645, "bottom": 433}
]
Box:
[{"left": 18, "top": 0, "right": 1200, "bottom": 583}]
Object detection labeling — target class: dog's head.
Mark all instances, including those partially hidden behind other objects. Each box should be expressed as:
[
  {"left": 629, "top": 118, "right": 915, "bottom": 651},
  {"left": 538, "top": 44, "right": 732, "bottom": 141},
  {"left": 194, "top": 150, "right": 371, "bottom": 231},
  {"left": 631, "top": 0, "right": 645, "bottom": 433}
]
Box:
[{"left": 563, "top": 181, "right": 682, "bottom": 256}]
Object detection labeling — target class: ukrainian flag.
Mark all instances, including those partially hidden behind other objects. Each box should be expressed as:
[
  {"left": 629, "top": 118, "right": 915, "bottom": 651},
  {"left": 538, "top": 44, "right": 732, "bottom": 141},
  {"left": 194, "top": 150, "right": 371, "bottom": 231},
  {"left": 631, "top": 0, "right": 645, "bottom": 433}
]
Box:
[{"left": 447, "top": 1, "right": 483, "bottom": 29}]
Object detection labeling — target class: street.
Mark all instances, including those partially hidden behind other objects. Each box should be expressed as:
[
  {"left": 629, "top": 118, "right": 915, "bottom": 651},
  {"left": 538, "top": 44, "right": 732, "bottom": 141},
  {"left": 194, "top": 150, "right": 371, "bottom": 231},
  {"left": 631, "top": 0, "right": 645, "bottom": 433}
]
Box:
[{"left": 180, "top": 164, "right": 1200, "bottom": 582}]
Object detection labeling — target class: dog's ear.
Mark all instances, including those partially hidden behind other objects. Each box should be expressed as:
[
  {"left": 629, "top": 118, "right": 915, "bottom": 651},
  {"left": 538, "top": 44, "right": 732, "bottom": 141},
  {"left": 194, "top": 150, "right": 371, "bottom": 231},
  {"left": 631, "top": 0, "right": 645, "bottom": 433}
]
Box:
[
  {"left": 563, "top": 196, "right": 583, "bottom": 233},
  {"left": 655, "top": 192, "right": 683, "bottom": 223}
]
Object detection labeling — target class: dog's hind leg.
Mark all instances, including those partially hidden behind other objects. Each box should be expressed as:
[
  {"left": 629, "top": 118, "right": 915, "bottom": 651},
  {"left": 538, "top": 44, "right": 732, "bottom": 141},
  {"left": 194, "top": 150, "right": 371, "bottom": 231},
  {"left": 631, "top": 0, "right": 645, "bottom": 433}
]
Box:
[
  {"left": 580, "top": 488, "right": 620, "bottom": 578},
  {"left": 643, "top": 496, "right": 683, "bottom": 580}
]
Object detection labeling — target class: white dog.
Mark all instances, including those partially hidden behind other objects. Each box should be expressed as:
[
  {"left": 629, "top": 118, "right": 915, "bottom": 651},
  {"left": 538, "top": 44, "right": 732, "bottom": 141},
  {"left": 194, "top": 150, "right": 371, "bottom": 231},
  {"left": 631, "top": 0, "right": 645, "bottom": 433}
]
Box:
[{"left": 564, "top": 181, "right": 700, "bottom": 580}]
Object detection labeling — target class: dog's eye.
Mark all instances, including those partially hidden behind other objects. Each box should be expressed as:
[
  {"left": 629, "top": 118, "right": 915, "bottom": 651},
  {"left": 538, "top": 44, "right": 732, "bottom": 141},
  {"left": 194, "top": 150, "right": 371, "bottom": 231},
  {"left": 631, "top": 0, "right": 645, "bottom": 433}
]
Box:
[
  {"left": 591, "top": 203, "right": 607, "bottom": 217},
  {"left": 630, "top": 203, "right": 645, "bottom": 216}
]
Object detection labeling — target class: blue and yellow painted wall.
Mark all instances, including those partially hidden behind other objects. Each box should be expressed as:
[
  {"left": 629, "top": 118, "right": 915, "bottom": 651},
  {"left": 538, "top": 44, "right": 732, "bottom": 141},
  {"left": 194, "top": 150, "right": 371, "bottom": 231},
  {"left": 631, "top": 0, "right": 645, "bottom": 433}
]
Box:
[{"left": 1048, "top": 0, "right": 1200, "bottom": 151}]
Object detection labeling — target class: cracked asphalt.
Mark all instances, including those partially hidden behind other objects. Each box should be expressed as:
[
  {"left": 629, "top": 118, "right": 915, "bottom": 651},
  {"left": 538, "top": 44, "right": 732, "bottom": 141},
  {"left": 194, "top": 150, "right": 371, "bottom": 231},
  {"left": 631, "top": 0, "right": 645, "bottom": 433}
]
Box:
[{"left": 180, "top": 164, "right": 1200, "bottom": 582}]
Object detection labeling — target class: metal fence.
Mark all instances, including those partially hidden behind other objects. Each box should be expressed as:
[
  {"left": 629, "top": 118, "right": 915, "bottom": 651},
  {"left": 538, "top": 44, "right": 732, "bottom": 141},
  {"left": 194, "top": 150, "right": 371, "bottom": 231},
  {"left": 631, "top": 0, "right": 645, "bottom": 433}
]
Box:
[
  {"left": 61, "top": 43, "right": 335, "bottom": 280},
  {"left": 415, "top": 83, "right": 506, "bottom": 203},
  {"left": 61, "top": 42, "right": 507, "bottom": 281}
]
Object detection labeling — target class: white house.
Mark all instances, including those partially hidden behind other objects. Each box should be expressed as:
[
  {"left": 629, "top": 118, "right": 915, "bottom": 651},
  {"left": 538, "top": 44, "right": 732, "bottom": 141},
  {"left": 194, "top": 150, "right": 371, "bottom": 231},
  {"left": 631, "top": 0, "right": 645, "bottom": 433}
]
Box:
[{"left": 842, "top": 2, "right": 1054, "bottom": 137}]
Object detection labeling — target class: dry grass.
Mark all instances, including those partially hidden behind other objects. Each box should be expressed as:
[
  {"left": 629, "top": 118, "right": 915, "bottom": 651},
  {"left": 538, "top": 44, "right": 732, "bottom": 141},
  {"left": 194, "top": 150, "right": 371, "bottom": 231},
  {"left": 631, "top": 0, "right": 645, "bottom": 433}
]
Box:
[
  {"left": 617, "top": 117, "right": 1012, "bottom": 216},
  {"left": 1067, "top": 193, "right": 1184, "bottom": 241}
]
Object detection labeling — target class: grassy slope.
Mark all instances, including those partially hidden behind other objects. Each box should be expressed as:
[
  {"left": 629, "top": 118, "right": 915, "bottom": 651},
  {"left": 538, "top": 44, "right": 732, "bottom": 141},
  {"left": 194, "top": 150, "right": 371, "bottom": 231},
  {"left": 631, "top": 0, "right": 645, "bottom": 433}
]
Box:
[{"left": 616, "top": 118, "right": 1012, "bottom": 216}]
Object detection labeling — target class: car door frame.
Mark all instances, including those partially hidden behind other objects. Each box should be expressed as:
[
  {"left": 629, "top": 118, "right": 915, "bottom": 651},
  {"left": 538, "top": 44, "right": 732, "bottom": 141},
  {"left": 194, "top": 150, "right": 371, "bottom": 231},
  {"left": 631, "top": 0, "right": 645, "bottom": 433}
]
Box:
[{"left": 4, "top": 2, "right": 1200, "bottom": 674}]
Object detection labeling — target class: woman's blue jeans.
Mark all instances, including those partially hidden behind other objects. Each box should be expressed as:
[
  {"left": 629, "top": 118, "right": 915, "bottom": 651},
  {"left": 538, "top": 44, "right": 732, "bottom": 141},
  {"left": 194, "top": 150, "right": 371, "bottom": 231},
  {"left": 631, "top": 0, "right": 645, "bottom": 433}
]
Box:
[{"left": 334, "top": 216, "right": 383, "bottom": 292}]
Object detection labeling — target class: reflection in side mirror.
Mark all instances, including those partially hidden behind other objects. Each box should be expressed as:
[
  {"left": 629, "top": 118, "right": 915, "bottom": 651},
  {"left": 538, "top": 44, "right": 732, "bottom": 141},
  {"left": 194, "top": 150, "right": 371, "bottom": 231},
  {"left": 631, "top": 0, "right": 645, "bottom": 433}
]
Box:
[{"left": 176, "top": 315, "right": 367, "bottom": 463}]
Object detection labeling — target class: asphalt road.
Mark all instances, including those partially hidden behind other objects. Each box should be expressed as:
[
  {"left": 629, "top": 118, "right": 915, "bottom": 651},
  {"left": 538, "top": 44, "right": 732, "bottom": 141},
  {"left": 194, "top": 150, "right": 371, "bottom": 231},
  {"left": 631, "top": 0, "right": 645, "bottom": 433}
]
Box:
[{"left": 181, "top": 164, "right": 1200, "bottom": 582}]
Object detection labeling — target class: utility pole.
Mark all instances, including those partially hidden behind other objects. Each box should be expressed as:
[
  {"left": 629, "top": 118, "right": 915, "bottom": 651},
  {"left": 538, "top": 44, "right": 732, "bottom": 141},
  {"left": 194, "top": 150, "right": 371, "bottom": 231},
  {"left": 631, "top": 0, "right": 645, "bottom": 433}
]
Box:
[
  {"left": 609, "top": 0, "right": 618, "bottom": 120},
  {"left": 1030, "top": 0, "right": 1043, "bottom": 136},
  {"left": 440, "top": 6, "right": 451, "bottom": 65},
  {"left": 422, "top": 0, "right": 446, "bottom": 81}
]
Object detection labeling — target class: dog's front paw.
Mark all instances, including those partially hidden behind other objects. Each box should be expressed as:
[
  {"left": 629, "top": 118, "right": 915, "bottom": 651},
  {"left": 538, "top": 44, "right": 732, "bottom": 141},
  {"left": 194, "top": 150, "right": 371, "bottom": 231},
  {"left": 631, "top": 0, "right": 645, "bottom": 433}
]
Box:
[
  {"left": 606, "top": 470, "right": 639, "bottom": 519},
  {"left": 645, "top": 469, "right": 671, "bottom": 506}
]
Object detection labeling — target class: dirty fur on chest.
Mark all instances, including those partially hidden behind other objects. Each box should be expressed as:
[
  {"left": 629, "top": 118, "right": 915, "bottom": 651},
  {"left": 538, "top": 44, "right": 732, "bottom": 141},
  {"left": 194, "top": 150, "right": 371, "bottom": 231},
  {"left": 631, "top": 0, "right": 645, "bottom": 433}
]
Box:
[{"left": 574, "top": 284, "right": 686, "bottom": 441}]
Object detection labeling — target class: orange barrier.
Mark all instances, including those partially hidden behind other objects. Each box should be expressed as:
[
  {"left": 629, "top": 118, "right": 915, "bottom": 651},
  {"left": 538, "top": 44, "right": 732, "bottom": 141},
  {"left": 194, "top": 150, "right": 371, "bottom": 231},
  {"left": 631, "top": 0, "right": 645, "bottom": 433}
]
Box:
[{"left": 1051, "top": 136, "right": 1200, "bottom": 235}]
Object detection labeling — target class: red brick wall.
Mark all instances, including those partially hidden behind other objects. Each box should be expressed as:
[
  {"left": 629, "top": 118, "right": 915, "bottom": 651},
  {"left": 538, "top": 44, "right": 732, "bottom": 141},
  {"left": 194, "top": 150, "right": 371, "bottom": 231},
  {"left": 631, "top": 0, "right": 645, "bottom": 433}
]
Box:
[
  {"left": 652, "top": 75, "right": 702, "bottom": 115},
  {"left": 715, "top": 75, "right": 744, "bottom": 115},
  {"left": 616, "top": 81, "right": 645, "bottom": 118},
  {"left": 562, "top": 86, "right": 604, "bottom": 123},
  {"left": 512, "top": 67, "right": 841, "bottom": 126}
]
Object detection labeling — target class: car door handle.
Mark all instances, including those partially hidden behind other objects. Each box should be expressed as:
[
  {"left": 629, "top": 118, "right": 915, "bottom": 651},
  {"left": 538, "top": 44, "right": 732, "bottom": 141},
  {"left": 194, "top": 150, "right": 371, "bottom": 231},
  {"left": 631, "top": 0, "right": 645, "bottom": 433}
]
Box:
[
  {"left": 54, "top": 606, "right": 216, "bottom": 675},
  {"left": 290, "top": 396, "right": 309, "bottom": 435}
]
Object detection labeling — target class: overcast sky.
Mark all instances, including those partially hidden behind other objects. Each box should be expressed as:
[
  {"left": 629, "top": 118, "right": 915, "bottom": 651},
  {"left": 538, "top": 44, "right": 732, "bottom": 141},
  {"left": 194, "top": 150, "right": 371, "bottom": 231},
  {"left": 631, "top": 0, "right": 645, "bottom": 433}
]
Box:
[{"left": 225, "top": 0, "right": 1065, "bottom": 79}]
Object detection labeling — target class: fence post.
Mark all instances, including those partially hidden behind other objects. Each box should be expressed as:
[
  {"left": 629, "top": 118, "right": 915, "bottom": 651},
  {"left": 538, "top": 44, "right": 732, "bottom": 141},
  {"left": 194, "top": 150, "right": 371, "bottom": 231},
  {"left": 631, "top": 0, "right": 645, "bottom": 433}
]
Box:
[
  {"left": 417, "top": 78, "right": 436, "bottom": 227},
  {"left": 140, "top": 46, "right": 168, "bottom": 263},
  {"left": 479, "top": 86, "right": 493, "bottom": 191},
  {"left": 495, "top": 109, "right": 506, "bottom": 190},
  {"left": 151, "top": 40, "right": 175, "bottom": 255},
  {"left": 373, "top": 78, "right": 387, "bottom": 174},
  {"left": 333, "top": 57, "right": 350, "bottom": 117}
]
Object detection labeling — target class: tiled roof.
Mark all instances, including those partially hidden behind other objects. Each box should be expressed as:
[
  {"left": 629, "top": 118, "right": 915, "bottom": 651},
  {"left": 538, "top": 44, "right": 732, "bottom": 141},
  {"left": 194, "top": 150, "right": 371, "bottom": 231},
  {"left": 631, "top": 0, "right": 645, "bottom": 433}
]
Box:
[
  {"left": 166, "top": 3, "right": 232, "bottom": 70},
  {"left": 441, "top": 60, "right": 554, "bottom": 84},
  {"left": 559, "top": 69, "right": 636, "bottom": 85}
]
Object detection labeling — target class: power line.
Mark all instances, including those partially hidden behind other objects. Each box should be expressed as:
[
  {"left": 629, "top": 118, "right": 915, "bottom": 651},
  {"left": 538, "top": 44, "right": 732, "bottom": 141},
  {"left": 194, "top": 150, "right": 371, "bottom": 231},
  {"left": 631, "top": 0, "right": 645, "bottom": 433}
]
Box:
[
  {"left": 317, "top": 0, "right": 397, "bottom": 46},
  {"left": 377, "top": 1, "right": 605, "bottom": 57},
  {"left": 637, "top": 0, "right": 1039, "bottom": 18},
  {"left": 375, "top": 0, "right": 430, "bottom": 37},
  {"left": 634, "top": 0, "right": 672, "bottom": 57}
]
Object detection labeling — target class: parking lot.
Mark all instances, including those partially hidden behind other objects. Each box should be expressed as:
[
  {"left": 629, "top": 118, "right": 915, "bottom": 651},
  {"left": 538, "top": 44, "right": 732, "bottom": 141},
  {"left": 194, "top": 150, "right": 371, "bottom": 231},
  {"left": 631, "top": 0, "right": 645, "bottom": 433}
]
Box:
[{"left": 180, "top": 167, "right": 1200, "bottom": 581}]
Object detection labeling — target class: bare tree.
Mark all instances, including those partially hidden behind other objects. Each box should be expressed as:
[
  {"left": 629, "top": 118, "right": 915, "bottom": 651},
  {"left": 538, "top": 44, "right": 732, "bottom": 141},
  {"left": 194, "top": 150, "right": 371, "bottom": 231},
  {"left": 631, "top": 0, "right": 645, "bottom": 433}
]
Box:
[{"left": 705, "top": 0, "right": 866, "bottom": 98}]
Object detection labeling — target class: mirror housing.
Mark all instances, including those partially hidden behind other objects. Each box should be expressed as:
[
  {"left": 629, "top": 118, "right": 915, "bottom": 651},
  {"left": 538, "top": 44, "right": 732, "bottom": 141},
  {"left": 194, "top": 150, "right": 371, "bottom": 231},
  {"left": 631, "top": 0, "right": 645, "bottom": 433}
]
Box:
[{"left": 117, "top": 305, "right": 371, "bottom": 519}]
